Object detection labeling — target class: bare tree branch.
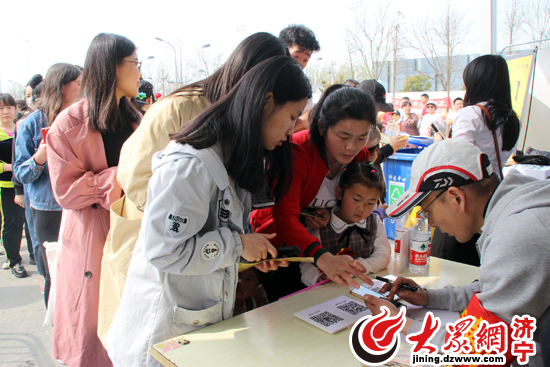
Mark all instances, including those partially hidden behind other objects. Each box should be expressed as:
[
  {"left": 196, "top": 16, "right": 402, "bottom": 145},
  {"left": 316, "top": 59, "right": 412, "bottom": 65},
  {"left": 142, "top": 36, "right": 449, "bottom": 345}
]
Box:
[
  {"left": 408, "top": 2, "right": 470, "bottom": 97},
  {"left": 522, "top": 0, "right": 550, "bottom": 48},
  {"left": 346, "top": 2, "right": 396, "bottom": 80},
  {"left": 499, "top": 0, "right": 525, "bottom": 54}
]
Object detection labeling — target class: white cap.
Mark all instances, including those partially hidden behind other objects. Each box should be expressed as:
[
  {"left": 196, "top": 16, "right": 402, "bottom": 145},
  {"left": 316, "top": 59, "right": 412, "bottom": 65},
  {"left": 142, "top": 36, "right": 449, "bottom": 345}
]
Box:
[
  {"left": 426, "top": 100, "right": 438, "bottom": 108},
  {"left": 387, "top": 139, "right": 493, "bottom": 218}
]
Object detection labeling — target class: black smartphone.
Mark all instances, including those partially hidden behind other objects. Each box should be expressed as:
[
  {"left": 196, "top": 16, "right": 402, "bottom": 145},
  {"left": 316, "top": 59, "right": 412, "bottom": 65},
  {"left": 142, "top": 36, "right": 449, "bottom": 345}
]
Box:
[
  {"left": 431, "top": 123, "right": 445, "bottom": 139},
  {"left": 300, "top": 208, "right": 325, "bottom": 220},
  {"left": 272, "top": 246, "right": 302, "bottom": 259}
]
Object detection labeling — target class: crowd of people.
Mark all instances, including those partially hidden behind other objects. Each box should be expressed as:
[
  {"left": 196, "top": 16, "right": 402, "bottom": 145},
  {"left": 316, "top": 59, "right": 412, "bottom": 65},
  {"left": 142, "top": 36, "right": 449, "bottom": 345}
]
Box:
[{"left": 0, "top": 23, "right": 548, "bottom": 367}]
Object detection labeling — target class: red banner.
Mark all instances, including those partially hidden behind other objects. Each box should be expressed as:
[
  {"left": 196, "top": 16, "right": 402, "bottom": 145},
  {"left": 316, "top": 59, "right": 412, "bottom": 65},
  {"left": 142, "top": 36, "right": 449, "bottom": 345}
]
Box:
[{"left": 392, "top": 97, "right": 452, "bottom": 110}]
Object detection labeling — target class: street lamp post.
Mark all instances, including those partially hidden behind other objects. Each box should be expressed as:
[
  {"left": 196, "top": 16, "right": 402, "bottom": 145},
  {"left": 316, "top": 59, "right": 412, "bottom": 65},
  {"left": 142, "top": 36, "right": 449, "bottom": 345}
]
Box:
[{"left": 155, "top": 37, "right": 179, "bottom": 89}]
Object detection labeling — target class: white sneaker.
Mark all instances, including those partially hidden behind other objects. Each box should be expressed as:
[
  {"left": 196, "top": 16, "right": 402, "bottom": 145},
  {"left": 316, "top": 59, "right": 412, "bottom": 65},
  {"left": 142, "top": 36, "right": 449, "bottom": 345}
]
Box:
[{"left": 2, "top": 261, "right": 9, "bottom": 269}]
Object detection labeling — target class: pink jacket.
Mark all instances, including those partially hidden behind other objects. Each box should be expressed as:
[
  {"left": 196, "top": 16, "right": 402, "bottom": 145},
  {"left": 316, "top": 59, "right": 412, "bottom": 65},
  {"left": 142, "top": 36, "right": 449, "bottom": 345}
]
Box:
[{"left": 47, "top": 98, "right": 120, "bottom": 367}]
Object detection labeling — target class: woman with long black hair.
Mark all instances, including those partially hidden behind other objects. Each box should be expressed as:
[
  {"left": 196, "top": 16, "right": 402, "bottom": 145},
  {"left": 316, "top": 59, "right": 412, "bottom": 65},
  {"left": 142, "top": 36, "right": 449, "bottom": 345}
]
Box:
[
  {"left": 99, "top": 32, "right": 289, "bottom": 343},
  {"left": 452, "top": 54, "right": 520, "bottom": 176},
  {"left": 14, "top": 63, "right": 82, "bottom": 305},
  {"left": 250, "top": 85, "right": 377, "bottom": 300},
  {"left": 106, "top": 56, "right": 310, "bottom": 366},
  {"left": 47, "top": 33, "right": 142, "bottom": 366},
  {"left": 431, "top": 54, "right": 521, "bottom": 267}
]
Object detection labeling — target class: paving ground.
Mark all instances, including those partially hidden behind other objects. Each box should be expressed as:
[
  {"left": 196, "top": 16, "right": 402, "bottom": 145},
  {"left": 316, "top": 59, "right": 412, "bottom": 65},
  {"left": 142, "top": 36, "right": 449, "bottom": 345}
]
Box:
[{"left": 0, "top": 237, "right": 63, "bottom": 367}]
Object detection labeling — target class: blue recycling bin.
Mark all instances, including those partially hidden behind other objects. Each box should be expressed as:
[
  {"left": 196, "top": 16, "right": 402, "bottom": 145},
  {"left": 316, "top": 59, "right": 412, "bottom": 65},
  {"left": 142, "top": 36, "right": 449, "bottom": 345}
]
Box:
[{"left": 383, "top": 148, "right": 423, "bottom": 240}]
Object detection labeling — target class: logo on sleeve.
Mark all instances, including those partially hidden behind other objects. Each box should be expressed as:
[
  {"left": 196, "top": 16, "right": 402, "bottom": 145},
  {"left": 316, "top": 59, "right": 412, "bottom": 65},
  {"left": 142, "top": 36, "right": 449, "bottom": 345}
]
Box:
[
  {"left": 166, "top": 212, "right": 189, "bottom": 237},
  {"left": 218, "top": 199, "right": 230, "bottom": 223},
  {"left": 202, "top": 242, "right": 221, "bottom": 260}
]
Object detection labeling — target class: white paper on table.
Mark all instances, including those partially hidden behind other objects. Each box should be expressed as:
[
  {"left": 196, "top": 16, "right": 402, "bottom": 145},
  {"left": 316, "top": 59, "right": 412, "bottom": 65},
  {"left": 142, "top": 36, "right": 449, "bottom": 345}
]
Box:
[
  {"left": 294, "top": 296, "right": 372, "bottom": 334},
  {"left": 404, "top": 302, "right": 460, "bottom": 326},
  {"left": 397, "top": 228, "right": 412, "bottom": 273}
]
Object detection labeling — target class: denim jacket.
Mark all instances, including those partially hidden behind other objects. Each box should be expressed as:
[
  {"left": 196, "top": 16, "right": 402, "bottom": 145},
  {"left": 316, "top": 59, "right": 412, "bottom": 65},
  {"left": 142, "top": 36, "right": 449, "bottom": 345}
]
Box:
[{"left": 13, "top": 110, "right": 62, "bottom": 211}]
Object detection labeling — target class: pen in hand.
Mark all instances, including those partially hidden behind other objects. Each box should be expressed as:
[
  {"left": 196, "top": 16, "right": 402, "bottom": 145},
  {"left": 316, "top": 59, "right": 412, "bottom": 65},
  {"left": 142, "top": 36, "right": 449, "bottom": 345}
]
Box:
[{"left": 368, "top": 275, "right": 419, "bottom": 292}]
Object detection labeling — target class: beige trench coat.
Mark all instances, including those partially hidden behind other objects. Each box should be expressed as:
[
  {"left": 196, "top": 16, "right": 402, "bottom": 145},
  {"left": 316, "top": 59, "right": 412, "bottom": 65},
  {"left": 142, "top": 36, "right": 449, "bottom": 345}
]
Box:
[{"left": 98, "top": 87, "right": 210, "bottom": 344}]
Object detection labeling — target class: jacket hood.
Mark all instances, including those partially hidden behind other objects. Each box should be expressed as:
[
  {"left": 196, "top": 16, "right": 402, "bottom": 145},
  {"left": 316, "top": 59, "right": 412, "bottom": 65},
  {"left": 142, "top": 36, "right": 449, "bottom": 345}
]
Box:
[
  {"left": 152, "top": 141, "right": 229, "bottom": 191},
  {"left": 482, "top": 170, "right": 550, "bottom": 235}
]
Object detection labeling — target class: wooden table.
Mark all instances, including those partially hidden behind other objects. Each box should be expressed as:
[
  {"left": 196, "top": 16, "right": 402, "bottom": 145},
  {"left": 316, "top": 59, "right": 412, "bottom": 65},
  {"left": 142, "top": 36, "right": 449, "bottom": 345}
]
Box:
[{"left": 151, "top": 257, "right": 480, "bottom": 367}]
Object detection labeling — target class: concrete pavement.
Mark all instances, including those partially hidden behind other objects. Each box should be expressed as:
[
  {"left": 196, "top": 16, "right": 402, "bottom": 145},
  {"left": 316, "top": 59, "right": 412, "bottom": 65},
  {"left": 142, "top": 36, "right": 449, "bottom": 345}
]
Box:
[{"left": 0, "top": 238, "right": 64, "bottom": 367}]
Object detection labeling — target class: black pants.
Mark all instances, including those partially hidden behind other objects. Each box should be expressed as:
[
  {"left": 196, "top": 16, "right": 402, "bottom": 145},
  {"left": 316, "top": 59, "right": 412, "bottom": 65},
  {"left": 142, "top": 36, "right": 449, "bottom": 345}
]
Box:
[
  {"left": 33, "top": 209, "right": 62, "bottom": 307},
  {"left": 1, "top": 187, "right": 25, "bottom": 267},
  {"left": 25, "top": 219, "right": 34, "bottom": 260},
  {"left": 261, "top": 262, "right": 306, "bottom": 303}
]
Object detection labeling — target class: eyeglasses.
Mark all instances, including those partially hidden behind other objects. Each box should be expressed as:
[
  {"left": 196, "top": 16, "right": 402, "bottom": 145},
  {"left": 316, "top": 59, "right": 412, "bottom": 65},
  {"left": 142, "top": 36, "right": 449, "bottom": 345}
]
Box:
[
  {"left": 417, "top": 187, "right": 464, "bottom": 220},
  {"left": 125, "top": 60, "right": 142, "bottom": 71},
  {"left": 417, "top": 188, "right": 449, "bottom": 220}
]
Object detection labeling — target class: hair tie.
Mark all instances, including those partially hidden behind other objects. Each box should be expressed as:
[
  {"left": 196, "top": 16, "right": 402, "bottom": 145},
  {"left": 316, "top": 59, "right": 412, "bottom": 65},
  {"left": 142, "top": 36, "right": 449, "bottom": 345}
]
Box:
[{"left": 371, "top": 169, "right": 376, "bottom": 173}]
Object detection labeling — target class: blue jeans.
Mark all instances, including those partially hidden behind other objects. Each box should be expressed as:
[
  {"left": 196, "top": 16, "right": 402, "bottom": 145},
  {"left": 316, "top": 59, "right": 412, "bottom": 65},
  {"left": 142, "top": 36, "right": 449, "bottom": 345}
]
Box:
[{"left": 24, "top": 188, "right": 42, "bottom": 275}]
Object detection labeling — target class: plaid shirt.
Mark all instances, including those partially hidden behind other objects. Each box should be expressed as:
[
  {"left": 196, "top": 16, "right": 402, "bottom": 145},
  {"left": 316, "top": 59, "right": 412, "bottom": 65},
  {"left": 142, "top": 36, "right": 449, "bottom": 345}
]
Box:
[{"left": 318, "top": 208, "right": 378, "bottom": 259}]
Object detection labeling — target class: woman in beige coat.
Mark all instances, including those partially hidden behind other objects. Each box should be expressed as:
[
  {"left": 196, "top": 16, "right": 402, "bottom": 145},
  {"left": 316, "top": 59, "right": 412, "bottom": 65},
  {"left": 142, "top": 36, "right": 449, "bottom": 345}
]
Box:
[{"left": 98, "top": 32, "right": 289, "bottom": 342}]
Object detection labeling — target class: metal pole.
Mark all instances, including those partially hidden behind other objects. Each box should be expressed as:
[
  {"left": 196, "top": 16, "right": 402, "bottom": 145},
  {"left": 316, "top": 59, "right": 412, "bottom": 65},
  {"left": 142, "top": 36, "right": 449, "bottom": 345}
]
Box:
[
  {"left": 500, "top": 38, "right": 550, "bottom": 55},
  {"left": 155, "top": 37, "right": 178, "bottom": 89}
]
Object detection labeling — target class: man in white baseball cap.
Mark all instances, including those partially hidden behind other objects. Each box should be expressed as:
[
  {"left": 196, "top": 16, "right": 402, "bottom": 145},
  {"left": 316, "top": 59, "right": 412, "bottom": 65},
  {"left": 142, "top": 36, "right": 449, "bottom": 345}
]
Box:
[
  {"left": 419, "top": 100, "right": 445, "bottom": 138},
  {"left": 364, "top": 139, "right": 550, "bottom": 361}
]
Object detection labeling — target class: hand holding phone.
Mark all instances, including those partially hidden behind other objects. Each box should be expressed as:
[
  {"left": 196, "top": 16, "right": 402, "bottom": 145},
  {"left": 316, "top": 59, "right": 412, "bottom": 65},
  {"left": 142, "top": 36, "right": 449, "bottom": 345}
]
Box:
[{"left": 300, "top": 208, "right": 325, "bottom": 220}]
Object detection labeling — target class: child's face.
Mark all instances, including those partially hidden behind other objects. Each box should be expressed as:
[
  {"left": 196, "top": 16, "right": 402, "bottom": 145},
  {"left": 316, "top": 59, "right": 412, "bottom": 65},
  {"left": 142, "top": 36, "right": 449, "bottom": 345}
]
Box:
[
  {"left": 336, "top": 183, "right": 380, "bottom": 224},
  {"left": 236, "top": 268, "right": 260, "bottom": 299}
]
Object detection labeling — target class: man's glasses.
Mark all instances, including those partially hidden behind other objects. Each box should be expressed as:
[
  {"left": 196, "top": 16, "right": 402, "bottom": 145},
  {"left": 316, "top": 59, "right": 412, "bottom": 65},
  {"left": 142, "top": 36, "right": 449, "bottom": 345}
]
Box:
[
  {"left": 417, "top": 187, "right": 463, "bottom": 220},
  {"left": 125, "top": 60, "right": 142, "bottom": 71},
  {"left": 417, "top": 188, "right": 449, "bottom": 220}
]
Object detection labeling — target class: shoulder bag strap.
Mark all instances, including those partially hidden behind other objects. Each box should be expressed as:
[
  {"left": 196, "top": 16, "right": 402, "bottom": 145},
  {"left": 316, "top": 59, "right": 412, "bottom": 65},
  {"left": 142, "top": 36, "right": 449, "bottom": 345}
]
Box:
[{"left": 476, "top": 104, "right": 503, "bottom": 180}]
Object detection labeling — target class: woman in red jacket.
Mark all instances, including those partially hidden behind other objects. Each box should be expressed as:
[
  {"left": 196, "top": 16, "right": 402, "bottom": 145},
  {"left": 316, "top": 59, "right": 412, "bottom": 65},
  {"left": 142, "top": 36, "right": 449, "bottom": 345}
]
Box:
[{"left": 251, "top": 84, "right": 377, "bottom": 300}]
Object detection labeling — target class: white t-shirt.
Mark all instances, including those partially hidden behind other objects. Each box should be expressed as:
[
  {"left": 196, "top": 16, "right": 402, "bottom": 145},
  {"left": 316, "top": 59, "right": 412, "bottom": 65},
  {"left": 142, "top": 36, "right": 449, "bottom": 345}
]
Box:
[
  {"left": 446, "top": 110, "right": 458, "bottom": 123},
  {"left": 451, "top": 105, "right": 517, "bottom": 176},
  {"left": 420, "top": 113, "right": 445, "bottom": 137},
  {"left": 307, "top": 171, "right": 343, "bottom": 209}
]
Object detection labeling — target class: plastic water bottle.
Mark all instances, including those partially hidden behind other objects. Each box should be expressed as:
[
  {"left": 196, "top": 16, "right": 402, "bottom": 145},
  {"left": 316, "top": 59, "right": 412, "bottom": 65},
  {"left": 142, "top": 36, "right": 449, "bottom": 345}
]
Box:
[
  {"left": 409, "top": 216, "right": 432, "bottom": 274},
  {"left": 394, "top": 216, "right": 406, "bottom": 261}
]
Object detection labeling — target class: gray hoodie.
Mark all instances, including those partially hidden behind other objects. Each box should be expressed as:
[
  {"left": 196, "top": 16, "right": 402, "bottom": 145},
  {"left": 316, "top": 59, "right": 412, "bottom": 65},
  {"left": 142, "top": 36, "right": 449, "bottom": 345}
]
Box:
[{"left": 408, "top": 170, "right": 550, "bottom": 355}]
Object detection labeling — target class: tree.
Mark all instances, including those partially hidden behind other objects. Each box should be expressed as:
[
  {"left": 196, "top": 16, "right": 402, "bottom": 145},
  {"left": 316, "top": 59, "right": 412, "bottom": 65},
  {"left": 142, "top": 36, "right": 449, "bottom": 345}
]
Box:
[
  {"left": 390, "top": 11, "right": 406, "bottom": 94},
  {"left": 500, "top": 0, "right": 526, "bottom": 54},
  {"left": 192, "top": 47, "right": 224, "bottom": 80},
  {"left": 154, "top": 62, "right": 170, "bottom": 97},
  {"left": 522, "top": 0, "right": 550, "bottom": 48},
  {"left": 346, "top": 3, "right": 396, "bottom": 80},
  {"left": 401, "top": 75, "right": 432, "bottom": 92},
  {"left": 409, "top": 2, "right": 470, "bottom": 97}
]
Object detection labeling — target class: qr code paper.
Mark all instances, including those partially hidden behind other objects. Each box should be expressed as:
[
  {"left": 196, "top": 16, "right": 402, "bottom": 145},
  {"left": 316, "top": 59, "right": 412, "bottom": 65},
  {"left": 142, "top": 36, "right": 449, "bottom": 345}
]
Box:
[
  {"left": 337, "top": 301, "right": 368, "bottom": 315},
  {"left": 310, "top": 311, "right": 344, "bottom": 327}
]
